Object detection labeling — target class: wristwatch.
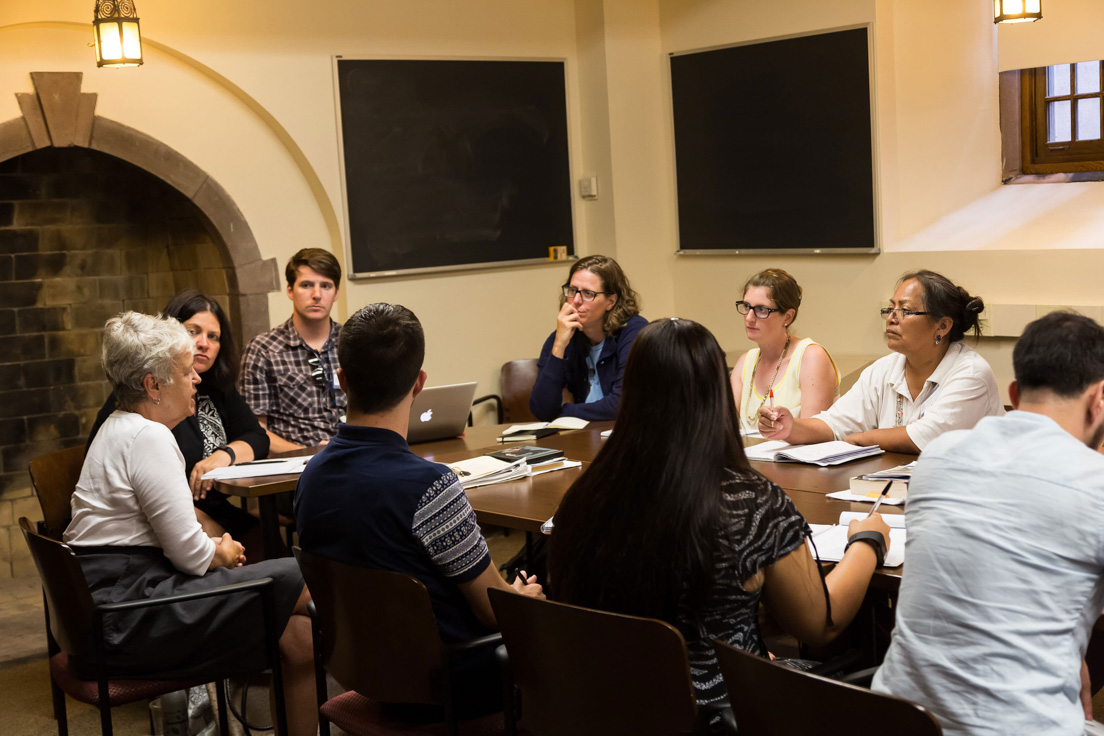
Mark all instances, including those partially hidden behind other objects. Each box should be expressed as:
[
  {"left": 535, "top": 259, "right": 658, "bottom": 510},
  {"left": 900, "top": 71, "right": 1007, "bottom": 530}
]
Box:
[
  {"left": 215, "top": 445, "right": 236, "bottom": 466},
  {"left": 845, "top": 530, "right": 887, "bottom": 568}
]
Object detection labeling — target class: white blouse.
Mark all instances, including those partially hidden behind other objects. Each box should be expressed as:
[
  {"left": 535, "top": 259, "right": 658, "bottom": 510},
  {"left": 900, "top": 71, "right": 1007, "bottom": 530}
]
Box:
[
  {"left": 813, "top": 342, "right": 1004, "bottom": 451},
  {"left": 65, "top": 410, "right": 216, "bottom": 576}
]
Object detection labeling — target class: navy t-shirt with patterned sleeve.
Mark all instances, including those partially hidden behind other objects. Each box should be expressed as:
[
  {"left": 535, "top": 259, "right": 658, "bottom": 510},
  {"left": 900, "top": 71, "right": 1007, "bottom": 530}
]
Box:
[
  {"left": 293, "top": 424, "right": 493, "bottom": 644},
  {"left": 680, "top": 469, "right": 808, "bottom": 706}
]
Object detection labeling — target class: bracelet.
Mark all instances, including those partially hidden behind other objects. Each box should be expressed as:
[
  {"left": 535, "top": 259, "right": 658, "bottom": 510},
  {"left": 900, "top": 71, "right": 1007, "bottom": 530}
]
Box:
[
  {"left": 845, "top": 530, "right": 886, "bottom": 568},
  {"left": 215, "top": 445, "right": 236, "bottom": 466}
]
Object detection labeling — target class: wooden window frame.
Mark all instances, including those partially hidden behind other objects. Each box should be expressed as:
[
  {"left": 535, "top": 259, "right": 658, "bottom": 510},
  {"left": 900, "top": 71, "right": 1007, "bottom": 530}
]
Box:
[{"left": 1021, "top": 62, "right": 1104, "bottom": 174}]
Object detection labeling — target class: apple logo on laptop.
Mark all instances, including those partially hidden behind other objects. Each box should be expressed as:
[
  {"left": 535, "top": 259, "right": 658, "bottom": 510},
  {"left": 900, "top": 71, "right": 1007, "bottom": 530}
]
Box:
[{"left": 420, "top": 409, "right": 433, "bottom": 423}]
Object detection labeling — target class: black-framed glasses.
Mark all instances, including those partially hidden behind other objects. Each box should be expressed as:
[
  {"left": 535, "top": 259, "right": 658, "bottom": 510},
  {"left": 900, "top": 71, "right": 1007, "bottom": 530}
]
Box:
[
  {"left": 307, "top": 355, "right": 327, "bottom": 388},
  {"left": 562, "top": 285, "right": 611, "bottom": 302},
  {"left": 735, "top": 301, "right": 781, "bottom": 319},
  {"left": 880, "top": 307, "right": 931, "bottom": 320}
]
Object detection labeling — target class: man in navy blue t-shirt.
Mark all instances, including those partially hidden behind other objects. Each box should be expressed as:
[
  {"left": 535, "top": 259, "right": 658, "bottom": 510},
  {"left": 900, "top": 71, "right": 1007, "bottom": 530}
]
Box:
[{"left": 294, "top": 302, "right": 543, "bottom": 718}]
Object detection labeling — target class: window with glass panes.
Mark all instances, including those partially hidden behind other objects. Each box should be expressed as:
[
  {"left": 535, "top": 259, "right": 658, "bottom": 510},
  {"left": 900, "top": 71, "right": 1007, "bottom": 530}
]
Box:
[{"left": 1022, "top": 60, "right": 1104, "bottom": 172}]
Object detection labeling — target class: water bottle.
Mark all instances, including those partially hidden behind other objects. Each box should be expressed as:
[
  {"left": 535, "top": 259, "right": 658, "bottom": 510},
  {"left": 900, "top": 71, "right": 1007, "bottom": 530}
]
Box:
[{"left": 160, "top": 689, "right": 189, "bottom": 736}]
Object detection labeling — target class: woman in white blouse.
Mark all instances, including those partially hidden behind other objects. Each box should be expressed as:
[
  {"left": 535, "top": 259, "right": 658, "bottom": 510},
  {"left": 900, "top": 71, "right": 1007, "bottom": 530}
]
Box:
[
  {"left": 730, "top": 269, "right": 840, "bottom": 434},
  {"left": 64, "top": 312, "right": 316, "bottom": 736},
  {"left": 760, "top": 270, "right": 1003, "bottom": 453}
]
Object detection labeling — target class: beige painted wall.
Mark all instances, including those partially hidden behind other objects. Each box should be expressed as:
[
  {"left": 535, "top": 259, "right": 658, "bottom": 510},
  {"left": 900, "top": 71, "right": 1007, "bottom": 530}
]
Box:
[
  {"left": 998, "top": 0, "right": 1104, "bottom": 71},
  {"left": 5, "top": 0, "right": 1103, "bottom": 415}
]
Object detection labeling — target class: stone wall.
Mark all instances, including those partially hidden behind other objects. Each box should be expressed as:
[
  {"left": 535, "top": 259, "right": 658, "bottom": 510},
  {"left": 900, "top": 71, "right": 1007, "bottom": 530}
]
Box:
[{"left": 0, "top": 146, "right": 232, "bottom": 577}]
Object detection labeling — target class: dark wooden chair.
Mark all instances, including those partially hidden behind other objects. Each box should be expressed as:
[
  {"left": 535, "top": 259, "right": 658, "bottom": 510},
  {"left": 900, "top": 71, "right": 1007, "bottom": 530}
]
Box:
[
  {"left": 292, "top": 547, "right": 505, "bottom": 736},
  {"left": 487, "top": 589, "right": 725, "bottom": 735},
  {"left": 28, "top": 444, "right": 86, "bottom": 540},
  {"left": 18, "top": 517, "right": 288, "bottom": 736},
  {"left": 714, "top": 640, "right": 942, "bottom": 735}
]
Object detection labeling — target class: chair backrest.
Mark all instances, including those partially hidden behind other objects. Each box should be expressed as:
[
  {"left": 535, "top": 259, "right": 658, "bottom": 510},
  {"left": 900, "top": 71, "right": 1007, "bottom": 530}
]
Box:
[
  {"left": 28, "top": 444, "right": 86, "bottom": 540},
  {"left": 293, "top": 547, "right": 445, "bottom": 704},
  {"left": 500, "top": 359, "right": 540, "bottom": 424},
  {"left": 18, "top": 517, "right": 97, "bottom": 657},
  {"left": 714, "top": 641, "right": 942, "bottom": 736},
  {"left": 488, "top": 589, "right": 699, "bottom": 735}
]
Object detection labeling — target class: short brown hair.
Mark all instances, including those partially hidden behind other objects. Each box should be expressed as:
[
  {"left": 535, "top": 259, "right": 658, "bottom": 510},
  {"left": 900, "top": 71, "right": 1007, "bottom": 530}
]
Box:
[
  {"left": 338, "top": 303, "right": 424, "bottom": 415},
  {"left": 286, "top": 248, "right": 342, "bottom": 289},
  {"left": 741, "top": 268, "right": 802, "bottom": 329},
  {"left": 559, "top": 255, "right": 641, "bottom": 334}
]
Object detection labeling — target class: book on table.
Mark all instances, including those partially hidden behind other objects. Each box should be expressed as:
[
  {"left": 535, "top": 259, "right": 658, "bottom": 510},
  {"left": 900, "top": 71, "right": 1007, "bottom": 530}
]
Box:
[
  {"left": 847, "top": 461, "right": 916, "bottom": 498},
  {"left": 497, "top": 416, "right": 589, "bottom": 442},
  {"left": 446, "top": 456, "right": 530, "bottom": 488},
  {"left": 486, "top": 445, "right": 565, "bottom": 465},
  {"left": 201, "top": 456, "right": 311, "bottom": 480},
  {"left": 807, "top": 512, "right": 907, "bottom": 567},
  {"left": 743, "top": 440, "right": 884, "bottom": 466}
]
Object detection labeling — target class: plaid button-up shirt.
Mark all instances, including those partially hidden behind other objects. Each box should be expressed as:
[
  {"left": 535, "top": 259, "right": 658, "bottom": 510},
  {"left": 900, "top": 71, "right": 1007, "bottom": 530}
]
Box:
[{"left": 239, "top": 318, "right": 346, "bottom": 447}]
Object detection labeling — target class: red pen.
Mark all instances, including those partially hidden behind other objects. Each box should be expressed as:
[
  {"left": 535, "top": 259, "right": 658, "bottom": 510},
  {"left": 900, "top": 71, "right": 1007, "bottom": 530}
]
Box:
[{"left": 769, "top": 389, "right": 774, "bottom": 412}]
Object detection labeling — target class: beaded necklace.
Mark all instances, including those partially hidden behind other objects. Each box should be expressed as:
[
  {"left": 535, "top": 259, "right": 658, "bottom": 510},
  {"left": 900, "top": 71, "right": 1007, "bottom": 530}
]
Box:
[{"left": 743, "top": 335, "right": 791, "bottom": 428}]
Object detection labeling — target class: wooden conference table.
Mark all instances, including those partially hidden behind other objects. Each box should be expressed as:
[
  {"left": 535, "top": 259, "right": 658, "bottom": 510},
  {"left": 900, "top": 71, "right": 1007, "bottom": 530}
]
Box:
[{"left": 214, "top": 421, "right": 912, "bottom": 586}]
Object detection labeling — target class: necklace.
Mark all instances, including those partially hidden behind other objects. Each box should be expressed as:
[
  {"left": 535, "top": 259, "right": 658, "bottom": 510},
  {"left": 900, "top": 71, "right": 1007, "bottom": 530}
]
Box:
[{"left": 744, "top": 335, "right": 791, "bottom": 428}]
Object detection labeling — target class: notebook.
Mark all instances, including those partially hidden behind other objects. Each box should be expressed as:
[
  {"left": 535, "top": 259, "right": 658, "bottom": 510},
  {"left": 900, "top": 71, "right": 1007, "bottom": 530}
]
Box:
[
  {"left": 807, "top": 512, "right": 907, "bottom": 567},
  {"left": 407, "top": 382, "right": 478, "bottom": 444}
]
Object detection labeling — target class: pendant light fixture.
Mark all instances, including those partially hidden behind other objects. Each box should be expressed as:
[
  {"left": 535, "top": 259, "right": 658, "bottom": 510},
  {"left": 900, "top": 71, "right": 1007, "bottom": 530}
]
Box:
[
  {"left": 994, "top": 0, "right": 1042, "bottom": 24},
  {"left": 93, "top": 0, "right": 143, "bottom": 67}
]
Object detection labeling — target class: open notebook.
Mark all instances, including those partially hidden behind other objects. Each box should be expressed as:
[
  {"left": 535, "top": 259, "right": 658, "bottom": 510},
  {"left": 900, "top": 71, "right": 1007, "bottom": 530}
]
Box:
[
  {"left": 744, "top": 440, "right": 884, "bottom": 466},
  {"left": 806, "top": 512, "right": 906, "bottom": 567}
]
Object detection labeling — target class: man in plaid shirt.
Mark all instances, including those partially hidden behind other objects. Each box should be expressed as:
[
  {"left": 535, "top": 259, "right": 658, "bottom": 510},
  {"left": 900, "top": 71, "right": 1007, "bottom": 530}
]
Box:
[{"left": 240, "top": 248, "right": 347, "bottom": 452}]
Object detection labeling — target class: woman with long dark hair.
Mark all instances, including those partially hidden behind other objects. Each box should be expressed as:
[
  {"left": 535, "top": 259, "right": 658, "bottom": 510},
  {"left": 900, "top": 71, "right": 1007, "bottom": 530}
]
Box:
[
  {"left": 549, "top": 318, "right": 888, "bottom": 711},
  {"left": 88, "top": 291, "right": 268, "bottom": 539}
]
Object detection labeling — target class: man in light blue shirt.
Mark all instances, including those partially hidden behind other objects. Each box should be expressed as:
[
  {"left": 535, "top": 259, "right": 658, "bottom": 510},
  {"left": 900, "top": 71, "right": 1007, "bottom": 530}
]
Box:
[{"left": 873, "top": 311, "right": 1104, "bottom": 736}]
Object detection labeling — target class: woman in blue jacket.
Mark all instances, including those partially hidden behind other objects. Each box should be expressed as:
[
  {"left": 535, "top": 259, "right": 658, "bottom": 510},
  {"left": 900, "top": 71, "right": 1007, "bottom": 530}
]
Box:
[{"left": 530, "top": 255, "right": 645, "bottom": 421}]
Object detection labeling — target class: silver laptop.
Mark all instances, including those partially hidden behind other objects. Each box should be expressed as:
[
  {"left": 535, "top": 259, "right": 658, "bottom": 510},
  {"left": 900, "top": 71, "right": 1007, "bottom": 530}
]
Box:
[{"left": 407, "top": 382, "right": 478, "bottom": 444}]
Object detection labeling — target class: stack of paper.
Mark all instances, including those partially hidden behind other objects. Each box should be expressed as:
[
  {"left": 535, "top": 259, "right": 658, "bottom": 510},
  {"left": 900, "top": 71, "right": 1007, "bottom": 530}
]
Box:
[
  {"left": 447, "top": 456, "right": 529, "bottom": 488},
  {"left": 202, "top": 456, "right": 311, "bottom": 480},
  {"left": 744, "top": 440, "right": 884, "bottom": 466},
  {"left": 806, "top": 512, "right": 906, "bottom": 567},
  {"left": 498, "top": 416, "right": 589, "bottom": 442}
]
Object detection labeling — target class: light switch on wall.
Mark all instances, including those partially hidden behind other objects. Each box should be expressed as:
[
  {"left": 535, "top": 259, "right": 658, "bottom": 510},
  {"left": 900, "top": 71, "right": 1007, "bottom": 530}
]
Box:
[{"left": 579, "top": 175, "right": 598, "bottom": 199}]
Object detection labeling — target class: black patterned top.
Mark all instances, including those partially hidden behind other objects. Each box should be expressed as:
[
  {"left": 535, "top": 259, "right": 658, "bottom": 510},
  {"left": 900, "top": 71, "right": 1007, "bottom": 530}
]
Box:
[{"left": 679, "top": 469, "right": 808, "bottom": 706}]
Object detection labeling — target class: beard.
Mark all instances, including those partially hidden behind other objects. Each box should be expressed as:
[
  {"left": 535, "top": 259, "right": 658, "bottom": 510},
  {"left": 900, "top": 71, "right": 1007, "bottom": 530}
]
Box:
[{"left": 1088, "top": 420, "right": 1104, "bottom": 452}]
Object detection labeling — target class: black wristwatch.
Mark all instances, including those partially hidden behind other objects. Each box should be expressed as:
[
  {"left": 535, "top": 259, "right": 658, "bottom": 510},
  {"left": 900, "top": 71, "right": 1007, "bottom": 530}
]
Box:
[
  {"left": 215, "top": 445, "right": 236, "bottom": 466},
  {"left": 845, "top": 530, "right": 887, "bottom": 568}
]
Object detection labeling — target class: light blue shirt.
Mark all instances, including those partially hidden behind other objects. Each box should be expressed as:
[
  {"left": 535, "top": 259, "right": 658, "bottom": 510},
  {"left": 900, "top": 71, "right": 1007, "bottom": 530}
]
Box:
[
  {"left": 584, "top": 340, "right": 605, "bottom": 403},
  {"left": 873, "top": 411, "right": 1104, "bottom": 736}
]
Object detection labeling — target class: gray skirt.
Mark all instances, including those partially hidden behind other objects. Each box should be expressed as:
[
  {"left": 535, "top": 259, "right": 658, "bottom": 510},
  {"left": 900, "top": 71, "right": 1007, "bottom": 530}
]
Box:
[{"left": 71, "top": 546, "right": 303, "bottom": 680}]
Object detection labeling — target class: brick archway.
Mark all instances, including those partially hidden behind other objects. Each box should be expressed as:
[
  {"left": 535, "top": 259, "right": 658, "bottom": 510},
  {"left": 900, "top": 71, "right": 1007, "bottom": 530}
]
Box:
[{"left": 0, "top": 71, "right": 278, "bottom": 341}]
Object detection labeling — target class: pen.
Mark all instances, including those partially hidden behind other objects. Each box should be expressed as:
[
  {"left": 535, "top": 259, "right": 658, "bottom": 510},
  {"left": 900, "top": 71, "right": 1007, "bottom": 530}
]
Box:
[
  {"left": 769, "top": 389, "right": 774, "bottom": 411},
  {"left": 867, "top": 480, "right": 894, "bottom": 517},
  {"left": 233, "top": 459, "right": 286, "bottom": 467}
]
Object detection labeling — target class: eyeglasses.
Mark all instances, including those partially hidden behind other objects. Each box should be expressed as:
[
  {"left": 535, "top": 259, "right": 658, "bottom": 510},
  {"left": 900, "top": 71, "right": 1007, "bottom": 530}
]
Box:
[
  {"left": 735, "top": 301, "right": 782, "bottom": 319},
  {"left": 307, "top": 354, "right": 328, "bottom": 388},
  {"left": 562, "top": 285, "right": 611, "bottom": 302},
  {"left": 880, "top": 307, "right": 931, "bottom": 320}
]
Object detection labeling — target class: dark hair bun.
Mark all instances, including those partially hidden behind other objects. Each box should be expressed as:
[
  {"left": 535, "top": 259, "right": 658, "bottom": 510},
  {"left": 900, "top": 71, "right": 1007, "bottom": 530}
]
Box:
[{"left": 965, "top": 296, "right": 984, "bottom": 314}]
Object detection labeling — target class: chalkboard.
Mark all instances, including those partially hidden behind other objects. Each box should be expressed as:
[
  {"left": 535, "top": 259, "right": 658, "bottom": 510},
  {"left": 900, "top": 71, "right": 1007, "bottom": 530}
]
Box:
[
  {"left": 669, "top": 27, "right": 876, "bottom": 253},
  {"left": 334, "top": 58, "right": 575, "bottom": 277}
]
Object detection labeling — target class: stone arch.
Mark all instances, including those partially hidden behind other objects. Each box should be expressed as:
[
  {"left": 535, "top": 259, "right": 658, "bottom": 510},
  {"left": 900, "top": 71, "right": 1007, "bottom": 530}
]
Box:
[{"left": 0, "top": 71, "right": 278, "bottom": 340}]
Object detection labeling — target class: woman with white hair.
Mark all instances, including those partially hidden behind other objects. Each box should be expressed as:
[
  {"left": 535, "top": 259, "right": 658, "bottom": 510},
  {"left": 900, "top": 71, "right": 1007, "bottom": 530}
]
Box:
[{"left": 64, "top": 312, "right": 316, "bottom": 736}]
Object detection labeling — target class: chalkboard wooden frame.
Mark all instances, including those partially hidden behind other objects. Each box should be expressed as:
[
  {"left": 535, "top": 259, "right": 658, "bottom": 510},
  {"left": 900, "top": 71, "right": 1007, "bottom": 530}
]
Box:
[
  {"left": 669, "top": 25, "right": 879, "bottom": 256},
  {"left": 333, "top": 56, "right": 577, "bottom": 279}
]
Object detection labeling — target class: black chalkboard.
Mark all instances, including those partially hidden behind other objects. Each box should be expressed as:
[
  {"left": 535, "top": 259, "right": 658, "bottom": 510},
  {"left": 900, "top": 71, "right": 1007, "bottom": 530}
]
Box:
[
  {"left": 670, "top": 27, "right": 875, "bottom": 253},
  {"left": 335, "top": 58, "right": 575, "bottom": 276}
]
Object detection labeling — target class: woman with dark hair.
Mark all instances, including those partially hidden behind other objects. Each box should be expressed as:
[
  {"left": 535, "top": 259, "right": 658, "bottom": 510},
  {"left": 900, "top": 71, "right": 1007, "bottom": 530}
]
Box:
[
  {"left": 761, "top": 269, "right": 1003, "bottom": 453},
  {"left": 88, "top": 290, "right": 268, "bottom": 538},
  {"left": 529, "top": 255, "right": 646, "bottom": 421},
  {"left": 731, "top": 268, "right": 840, "bottom": 434},
  {"left": 549, "top": 318, "right": 888, "bottom": 715}
]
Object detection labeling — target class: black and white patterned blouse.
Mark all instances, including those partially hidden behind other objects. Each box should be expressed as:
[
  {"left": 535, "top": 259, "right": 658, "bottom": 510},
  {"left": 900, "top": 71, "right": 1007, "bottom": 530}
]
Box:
[{"left": 677, "top": 468, "right": 808, "bottom": 706}]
